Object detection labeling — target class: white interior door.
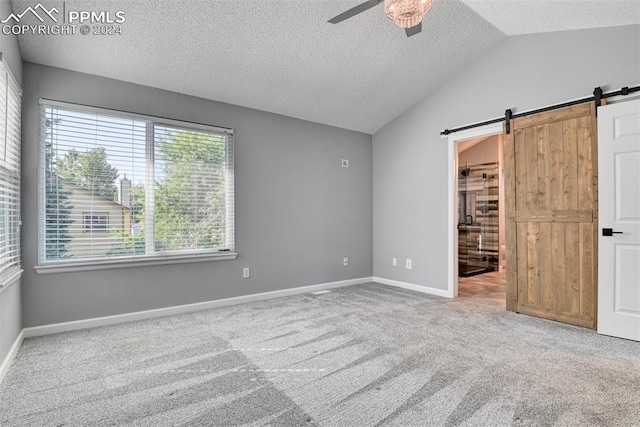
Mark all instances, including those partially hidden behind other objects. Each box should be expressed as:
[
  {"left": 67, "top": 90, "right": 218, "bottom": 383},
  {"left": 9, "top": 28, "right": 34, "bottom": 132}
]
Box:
[{"left": 598, "top": 99, "right": 640, "bottom": 341}]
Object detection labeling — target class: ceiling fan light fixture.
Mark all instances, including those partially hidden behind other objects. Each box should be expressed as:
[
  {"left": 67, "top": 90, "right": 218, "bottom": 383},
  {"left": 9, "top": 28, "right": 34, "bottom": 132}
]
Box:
[{"left": 384, "top": 0, "right": 433, "bottom": 28}]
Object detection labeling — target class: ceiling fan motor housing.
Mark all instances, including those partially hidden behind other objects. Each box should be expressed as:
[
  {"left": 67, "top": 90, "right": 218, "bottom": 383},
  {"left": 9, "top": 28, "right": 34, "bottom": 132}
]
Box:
[{"left": 384, "top": 0, "right": 433, "bottom": 28}]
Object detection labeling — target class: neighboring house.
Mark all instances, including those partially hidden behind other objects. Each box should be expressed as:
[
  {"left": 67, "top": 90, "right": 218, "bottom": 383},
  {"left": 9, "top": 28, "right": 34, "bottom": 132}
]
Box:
[{"left": 60, "top": 177, "right": 132, "bottom": 259}]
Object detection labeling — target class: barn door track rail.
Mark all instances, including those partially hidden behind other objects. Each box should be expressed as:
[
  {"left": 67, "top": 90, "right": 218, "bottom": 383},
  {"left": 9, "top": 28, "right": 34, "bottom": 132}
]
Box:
[{"left": 441, "top": 84, "right": 640, "bottom": 136}]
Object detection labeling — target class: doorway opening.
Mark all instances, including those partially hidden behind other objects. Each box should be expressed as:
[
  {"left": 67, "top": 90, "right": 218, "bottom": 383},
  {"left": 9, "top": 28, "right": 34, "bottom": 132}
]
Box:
[{"left": 449, "top": 128, "right": 506, "bottom": 306}]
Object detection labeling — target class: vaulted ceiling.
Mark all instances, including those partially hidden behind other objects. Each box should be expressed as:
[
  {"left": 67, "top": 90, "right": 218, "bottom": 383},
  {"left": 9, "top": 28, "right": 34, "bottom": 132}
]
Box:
[{"left": 11, "top": 0, "right": 640, "bottom": 133}]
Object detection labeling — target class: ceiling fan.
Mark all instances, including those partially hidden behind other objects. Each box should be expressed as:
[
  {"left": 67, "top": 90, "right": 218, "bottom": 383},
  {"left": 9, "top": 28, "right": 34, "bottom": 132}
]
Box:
[{"left": 328, "top": 0, "right": 433, "bottom": 38}]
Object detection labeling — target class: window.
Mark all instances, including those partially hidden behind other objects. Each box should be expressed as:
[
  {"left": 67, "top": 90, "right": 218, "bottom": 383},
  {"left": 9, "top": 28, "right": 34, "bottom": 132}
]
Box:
[
  {"left": 0, "top": 58, "right": 21, "bottom": 286},
  {"left": 39, "top": 101, "right": 234, "bottom": 267},
  {"left": 83, "top": 213, "right": 108, "bottom": 233}
]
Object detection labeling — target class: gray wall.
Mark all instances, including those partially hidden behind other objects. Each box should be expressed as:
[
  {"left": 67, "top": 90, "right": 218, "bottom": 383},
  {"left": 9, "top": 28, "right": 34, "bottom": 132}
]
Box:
[
  {"left": 0, "top": 0, "right": 21, "bottom": 86},
  {"left": 0, "top": 280, "right": 21, "bottom": 365},
  {"left": 373, "top": 25, "right": 640, "bottom": 289},
  {"left": 0, "top": 0, "right": 22, "bottom": 365},
  {"left": 22, "top": 63, "right": 373, "bottom": 327}
]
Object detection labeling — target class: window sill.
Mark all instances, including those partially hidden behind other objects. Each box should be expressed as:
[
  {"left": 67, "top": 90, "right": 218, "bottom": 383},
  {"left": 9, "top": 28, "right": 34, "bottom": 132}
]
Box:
[{"left": 34, "top": 253, "right": 237, "bottom": 274}]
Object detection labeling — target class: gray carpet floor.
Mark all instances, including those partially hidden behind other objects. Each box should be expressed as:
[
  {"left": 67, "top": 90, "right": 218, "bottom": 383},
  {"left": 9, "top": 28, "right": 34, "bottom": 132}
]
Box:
[{"left": 1, "top": 282, "right": 639, "bottom": 426}]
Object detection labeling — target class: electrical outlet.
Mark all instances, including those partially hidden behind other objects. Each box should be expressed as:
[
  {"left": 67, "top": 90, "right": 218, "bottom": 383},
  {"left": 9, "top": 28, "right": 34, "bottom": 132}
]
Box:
[
  {"left": 243, "top": 267, "right": 250, "bottom": 278},
  {"left": 342, "top": 159, "right": 349, "bottom": 168},
  {"left": 392, "top": 257, "right": 397, "bottom": 266},
  {"left": 343, "top": 257, "right": 349, "bottom": 266},
  {"left": 406, "top": 259, "right": 412, "bottom": 270}
]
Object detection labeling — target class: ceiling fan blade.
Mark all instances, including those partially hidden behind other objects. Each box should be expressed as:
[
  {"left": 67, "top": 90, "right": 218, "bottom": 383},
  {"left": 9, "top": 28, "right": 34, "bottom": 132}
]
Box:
[
  {"left": 328, "top": 0, "right": 383, "bottom": 24},
  {"left": 405, "top": 22, "right": 422, "bottom": 37}
]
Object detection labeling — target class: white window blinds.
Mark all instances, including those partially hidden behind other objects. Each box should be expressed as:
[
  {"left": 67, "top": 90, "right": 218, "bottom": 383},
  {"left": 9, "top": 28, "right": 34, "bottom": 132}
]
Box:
[
  {"left": 40, "top": 101, "right": 234, "bottom": 264},
  {"left": 0, "top": 58, "right": 21, "bottom": 285}
]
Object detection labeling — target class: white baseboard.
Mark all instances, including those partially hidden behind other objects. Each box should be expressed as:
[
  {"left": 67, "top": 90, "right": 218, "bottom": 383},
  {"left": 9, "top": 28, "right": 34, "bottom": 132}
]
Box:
[
  {"left": 373, "top": 277, "right": 452, "bottom": 298},
  {"left": 0, "top": 329, "right": 24, "bottom": 385},
  {"left": 22, "top": 276, "right": 373, "bottom": 338}
]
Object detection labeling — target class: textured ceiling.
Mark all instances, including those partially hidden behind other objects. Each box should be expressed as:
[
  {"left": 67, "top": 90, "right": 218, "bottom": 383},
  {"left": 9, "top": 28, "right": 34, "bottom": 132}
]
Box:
[
  {"left": 9, "top": 1, "right": 639, "bottom": 133},
  {"left": 11, "top": 0, "right": 503, "bottom": 133},
  {"left": 460, "top": 0, "right": 640, "bottom": 36}
]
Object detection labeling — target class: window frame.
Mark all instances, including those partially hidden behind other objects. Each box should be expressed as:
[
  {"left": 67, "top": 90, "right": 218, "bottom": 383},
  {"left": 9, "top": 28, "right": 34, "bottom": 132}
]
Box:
[
  {"left": 0, "top": 56, "right": 22, "bottom": 288},
  {"left": 36, "top": 99, "right": 236, "bottom": 274}
]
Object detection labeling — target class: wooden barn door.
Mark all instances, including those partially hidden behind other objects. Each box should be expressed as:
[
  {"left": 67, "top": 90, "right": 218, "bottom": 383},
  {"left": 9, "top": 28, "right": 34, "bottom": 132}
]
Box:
[{"left": 504, "top": 103, "right": 598, "bottom": 328}]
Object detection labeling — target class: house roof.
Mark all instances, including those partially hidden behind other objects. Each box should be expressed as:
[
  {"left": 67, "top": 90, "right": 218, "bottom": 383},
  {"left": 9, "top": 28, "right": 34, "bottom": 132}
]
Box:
[{"left": 11, "top": 0, "right": 640, "bottom": 134}]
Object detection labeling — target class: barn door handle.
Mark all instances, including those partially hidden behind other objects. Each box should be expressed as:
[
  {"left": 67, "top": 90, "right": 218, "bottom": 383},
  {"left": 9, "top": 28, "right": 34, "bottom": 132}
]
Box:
[{"left": 602, "top": 228, "right": 623, "bottom": 236}]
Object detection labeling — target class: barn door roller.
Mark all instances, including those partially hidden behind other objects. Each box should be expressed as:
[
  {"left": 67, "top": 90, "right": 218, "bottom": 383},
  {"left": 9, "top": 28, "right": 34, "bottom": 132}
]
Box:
[
  {"left": 593, "top": 87, "right": 603, "bottom": 116},
  {"left": 505, "top": 109, "right": 513, "bottom": 135}
]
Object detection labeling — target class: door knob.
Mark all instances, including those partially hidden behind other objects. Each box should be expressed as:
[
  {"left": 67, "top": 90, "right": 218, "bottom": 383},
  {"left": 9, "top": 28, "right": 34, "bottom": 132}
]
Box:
[{"left": 602, "top": 228, "right": 623, "bottom": 236}]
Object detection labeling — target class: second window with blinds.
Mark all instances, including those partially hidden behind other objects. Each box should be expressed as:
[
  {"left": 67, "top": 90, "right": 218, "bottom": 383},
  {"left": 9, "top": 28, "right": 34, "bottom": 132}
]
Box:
[{"left": 40, "top": 101, "right": 235, "bottom": 266}]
